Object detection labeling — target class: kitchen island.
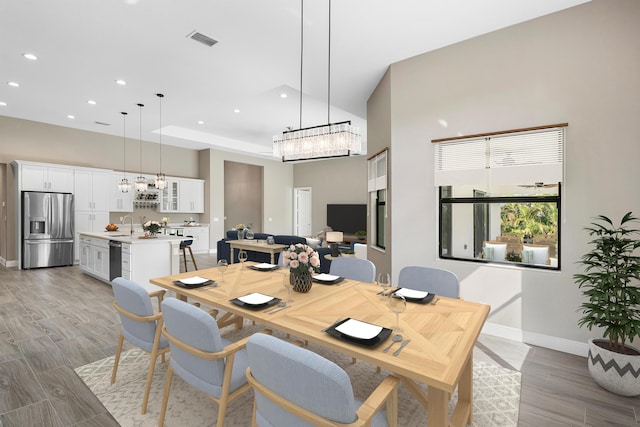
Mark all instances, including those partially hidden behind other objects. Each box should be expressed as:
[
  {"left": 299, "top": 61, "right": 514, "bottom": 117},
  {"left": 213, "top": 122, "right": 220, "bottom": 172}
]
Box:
[{"left": 78, "top": 231, "right": 182, "bottom": 292}]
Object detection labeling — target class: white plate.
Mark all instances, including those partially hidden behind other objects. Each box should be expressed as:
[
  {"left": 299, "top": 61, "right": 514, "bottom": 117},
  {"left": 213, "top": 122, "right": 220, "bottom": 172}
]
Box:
[
  {"left": 178, "top": 276, "right": 210, "bottom": 285},
  {"left": 253, "top": 263, "right": 277, "bottom": 270},
  {"left": 237, "top": 292, "right": 275, "bottom": 305},
  {"left": 395, "top": 288, "right": 429, "bottom": 300},
  {"left": 313, "top": 273, "right": 341, "bottom": 282},
  {"left": 335, "top": 319, "right": 383, "bottom": 340}
]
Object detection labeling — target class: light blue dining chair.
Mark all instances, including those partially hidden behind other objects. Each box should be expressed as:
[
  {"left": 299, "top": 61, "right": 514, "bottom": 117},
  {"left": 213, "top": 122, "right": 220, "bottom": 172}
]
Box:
[
  {"left": 397, "top": 265, "right": 460, "bottom": 298},
  {"left": 158, "top": 297, "right": 254, "bottom": 427},
  {"left": 111, "top": 277, "right": 169, "bottom": 415},
  {"left": 246, "top": 333, "right": 399, "bottom": 427},
  {"left": 329, "top": 256, "right": 376, "bottom": 283}
]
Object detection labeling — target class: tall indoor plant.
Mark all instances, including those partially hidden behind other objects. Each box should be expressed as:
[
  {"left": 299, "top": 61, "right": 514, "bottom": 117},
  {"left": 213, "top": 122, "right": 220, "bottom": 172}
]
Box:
[{"left": 573, "top": 212, "right": 640, "bottom": 396}]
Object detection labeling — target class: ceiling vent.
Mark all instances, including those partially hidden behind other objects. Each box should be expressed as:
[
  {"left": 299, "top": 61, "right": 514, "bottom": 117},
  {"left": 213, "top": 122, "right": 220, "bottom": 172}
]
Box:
[
  {"left": 187, "top": 30, "right": 218, "bottom": 47},
  {"left": 94, "top": 121, "right": 111, "bottom": 126}
]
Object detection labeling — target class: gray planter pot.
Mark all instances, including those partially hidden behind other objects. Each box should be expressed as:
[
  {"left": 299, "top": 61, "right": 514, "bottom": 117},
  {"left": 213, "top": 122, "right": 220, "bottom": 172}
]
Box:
[{"left": 588, "top": 338, "right": 640, "bottom": 397}]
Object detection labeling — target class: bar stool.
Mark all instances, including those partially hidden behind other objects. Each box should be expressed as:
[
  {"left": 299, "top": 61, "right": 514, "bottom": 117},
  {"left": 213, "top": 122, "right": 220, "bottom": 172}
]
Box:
[{"left": 180, "top": 236, "right": 198, "bottom": 271}]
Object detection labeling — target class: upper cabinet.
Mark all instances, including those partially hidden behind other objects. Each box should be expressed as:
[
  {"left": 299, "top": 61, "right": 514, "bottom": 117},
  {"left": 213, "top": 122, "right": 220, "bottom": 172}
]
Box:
[
  {"left": 20, "top": 163, "right": 74, "bottom": 193},
  {"left": 180, "top": 179, "right": 204, "bottom": 213},
  {"left": 110, "top": 171, "right": 135, "bottom": 212},
  {"left": 159, "top": 178, "right": 204, "bottom": 213},
  {"left": 74, "top": 168, "right": 110, "bottom": 212}
]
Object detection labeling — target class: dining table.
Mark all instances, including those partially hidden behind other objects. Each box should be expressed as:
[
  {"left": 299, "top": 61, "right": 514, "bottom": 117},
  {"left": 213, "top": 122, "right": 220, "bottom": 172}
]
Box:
[{"left": 150, "top": 262, "right": 490, "bottom": 427}]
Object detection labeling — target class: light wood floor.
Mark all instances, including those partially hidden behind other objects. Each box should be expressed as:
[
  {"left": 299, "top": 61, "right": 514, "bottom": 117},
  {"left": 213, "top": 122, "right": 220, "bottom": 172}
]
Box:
[{"left": 0, "top": 253, "right": 639, "bottom": 426}]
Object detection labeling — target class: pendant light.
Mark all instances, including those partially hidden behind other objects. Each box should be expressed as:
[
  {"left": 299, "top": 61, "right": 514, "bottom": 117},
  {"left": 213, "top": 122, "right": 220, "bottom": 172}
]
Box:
[
  {"left": 272, "top": 0, "right": 361, "bottom": 162},
  {"left": 154, "top": 93, "right": 166, "bottom": 190},
  {"left": 118, "top": 111, "right": 131, "bottom": 193},
  {"left": 134, "top": 103, "right": 148, "bottom": 192}
]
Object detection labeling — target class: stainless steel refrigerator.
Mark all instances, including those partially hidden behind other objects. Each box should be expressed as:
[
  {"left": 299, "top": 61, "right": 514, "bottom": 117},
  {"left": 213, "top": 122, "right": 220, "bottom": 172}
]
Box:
[{"left": 22, "top": 191, "right": 75, "bottom": 269}]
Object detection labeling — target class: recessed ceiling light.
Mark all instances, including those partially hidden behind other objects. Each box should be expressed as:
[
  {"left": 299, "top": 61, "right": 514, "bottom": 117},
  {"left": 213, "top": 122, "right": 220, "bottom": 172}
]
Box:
[
  {"left": 22, "top": 53, "right": 38, "bottom": 61},
  {"left": 67, "top": 114, "right": 75, "bottom": 119},
  {"left": 438, "top": 119, "right": 448, "bottom": 128},
  {"left": 7, "top": 81, "right": 20, "bottom": 87},
  {"left": 0, "top": 102, "right": 7, "bottom": 106},
  {"left": 233, "top": 108, "right": 240, "bottom": 113},
  {"left": 87, "top": 100, "right": 97, "bottom": 105},
  {"left": 280, "top": 93, "right": 288, "bottom": 98},
  {"left": 197, "top": 120, "right": 204, "bottom": 125},
  {"left": 115, "top": 79, "right": 127, "bottom": 86}
]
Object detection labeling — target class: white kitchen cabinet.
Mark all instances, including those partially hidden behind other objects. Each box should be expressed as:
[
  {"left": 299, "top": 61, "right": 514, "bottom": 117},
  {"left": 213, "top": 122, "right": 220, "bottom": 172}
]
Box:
[
  {"left": 110, "top": 171, "right": 135, "bottom": 212},
  {"left": 74, "top": 168, "right": 110, "bottom": 212},
  {"left": 79, "top": 235, "right": 109, "bottom": 281},
  {"left": 75, "top": 211, "right": 109, "bottom": 261},
  {"left": 184, "top": 226, "right": 209, "bottom": 253},
  {"left": 159, "top": 180, "right": 179, "bottom": 212},
  {"left": 179, "top": 179, "right": 205, "bottom": 213},
  {"left": 20, "top": 163, "right": 74, "bottom": 192}
]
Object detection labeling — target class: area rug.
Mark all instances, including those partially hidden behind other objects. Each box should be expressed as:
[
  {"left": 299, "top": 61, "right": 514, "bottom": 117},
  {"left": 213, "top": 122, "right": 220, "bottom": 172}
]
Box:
[{"left": 75, "top": 323, "right": 521, "bottom": 426}]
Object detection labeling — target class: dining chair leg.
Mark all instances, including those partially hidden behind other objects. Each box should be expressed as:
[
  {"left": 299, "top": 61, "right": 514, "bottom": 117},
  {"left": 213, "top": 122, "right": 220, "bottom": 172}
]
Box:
[
  {"left": 110, "top": 333, "right": 124, "bottom": 384},
  {"left": 251, "top": 398, "right": 258, "bottom": 427},
  {"left": 141, "top": 346, "right": 161, "bottom": 414},
  {"left": 182, "top": 247, "right": 188, "bottom": 272},
  {"left": 158, "top": 364, "right": 175, "bottom": 427}
]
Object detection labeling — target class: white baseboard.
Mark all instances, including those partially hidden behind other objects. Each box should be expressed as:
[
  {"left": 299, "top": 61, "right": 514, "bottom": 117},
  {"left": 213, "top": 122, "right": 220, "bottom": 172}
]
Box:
[
  {"left": 1, "top": 258, "right": 18, "bottom": 268},
  {"left": 482, "top": 322, "right": 588, "bottom": 357}
]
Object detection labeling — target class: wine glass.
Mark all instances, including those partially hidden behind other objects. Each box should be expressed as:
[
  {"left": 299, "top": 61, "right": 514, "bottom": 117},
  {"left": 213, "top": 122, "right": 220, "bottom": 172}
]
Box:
[
  {"left": 217, "top": 259, "right": 228, "bottom": 282},
  {"left": 282, "top": 273, "right": 293, "bottom": 304},
  {"left": 238, "top": 250, "right": 248, "bottom": 268},
  {"left": 388, "top": 294, "right": 406, "bottom": 341},
  {"left": 377, "top": 273, "right": 391, "bottom": 299}
]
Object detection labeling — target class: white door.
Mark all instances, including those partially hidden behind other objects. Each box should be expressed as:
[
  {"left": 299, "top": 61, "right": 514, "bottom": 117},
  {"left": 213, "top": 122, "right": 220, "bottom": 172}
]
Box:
[{"left": 294, "top": 187, "right": 312, "bottom": 237}]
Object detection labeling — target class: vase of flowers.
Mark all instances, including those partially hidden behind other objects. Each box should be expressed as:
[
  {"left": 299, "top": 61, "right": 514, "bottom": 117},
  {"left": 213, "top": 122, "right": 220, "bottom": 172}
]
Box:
[
  {"left": 282, "top": 243, "right": 321, "bottom": 293},
  {"left": 143, "top": 220, "right": 162, "bottom": 237},
  {"left": 236, "top": 223, "right": 246, "bottom": 240}
]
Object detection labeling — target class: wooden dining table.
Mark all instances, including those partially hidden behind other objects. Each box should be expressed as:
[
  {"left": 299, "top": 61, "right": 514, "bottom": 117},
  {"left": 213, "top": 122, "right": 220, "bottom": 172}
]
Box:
[{"left": 150, "top": 262, "right": 490, "bottom": 427}]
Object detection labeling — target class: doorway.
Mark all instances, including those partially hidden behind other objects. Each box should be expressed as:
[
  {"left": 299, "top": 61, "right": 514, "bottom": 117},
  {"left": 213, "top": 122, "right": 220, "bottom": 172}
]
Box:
[{"left": 294, "top": 187, "right": 312, "bottom": 237}]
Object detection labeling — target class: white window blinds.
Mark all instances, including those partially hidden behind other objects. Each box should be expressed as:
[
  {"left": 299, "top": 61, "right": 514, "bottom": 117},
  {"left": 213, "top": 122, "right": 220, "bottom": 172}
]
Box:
[
  {"left": 433, "top": 126, "right": 565, "bottom": 187},
  {"left": 368, "top": 150, "right": 387, "bottom": 191}
]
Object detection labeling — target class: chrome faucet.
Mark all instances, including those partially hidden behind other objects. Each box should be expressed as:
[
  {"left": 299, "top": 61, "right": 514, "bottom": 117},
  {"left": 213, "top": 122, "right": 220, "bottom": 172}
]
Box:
[{"left": 122, "top": 215, "right": 134, "bottom": 235}]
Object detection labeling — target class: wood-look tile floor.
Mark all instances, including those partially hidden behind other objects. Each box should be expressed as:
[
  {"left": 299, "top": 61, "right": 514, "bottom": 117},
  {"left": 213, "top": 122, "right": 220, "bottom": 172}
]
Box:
[{"left": 1, "top": 254, "right": 639, "bottom": 426}]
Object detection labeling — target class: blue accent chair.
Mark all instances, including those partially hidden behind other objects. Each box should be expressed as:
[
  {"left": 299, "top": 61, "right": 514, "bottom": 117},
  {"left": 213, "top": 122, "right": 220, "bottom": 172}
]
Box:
[
  {"left": 111, "top": 277, "right": 169, "bottom": 415},
  {"left": 329, "top": 257, "right": 377, "bottom": 283},
  {"left": 246, "top": 333, "right": 399, "bottom": 426},
  {"left": 158, "top": 297, "right": 254, "bottom": 426},
  {"left": 397, "top": 266, "right": 460, "bottom": 298}
]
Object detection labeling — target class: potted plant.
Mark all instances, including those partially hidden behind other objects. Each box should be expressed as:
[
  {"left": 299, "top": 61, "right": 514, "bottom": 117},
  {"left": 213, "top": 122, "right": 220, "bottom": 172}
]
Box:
[
  {"left": 355, "top": 230, "right": 367, "bottom": 240},
  {"left": 573, "top": 212, "right": 640, "bottom": 396}
]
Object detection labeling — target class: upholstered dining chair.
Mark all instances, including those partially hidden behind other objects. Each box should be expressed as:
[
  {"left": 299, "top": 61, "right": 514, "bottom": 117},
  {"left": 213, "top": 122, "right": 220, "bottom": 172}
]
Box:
[
  {"left": 329, "top": 257, "right": 376, "bottom": 283},
  {"left": 397, "top": 266, "right": 460, "bottom": 298},
  {"left": 158, "top": 297, "right": 255, "bottom": 427},
  {"left": 246, "top": 333, "right": 399, "bottom": 427},
  {"left": 111, "top": 277, "right": 169, "bottom": 415}
]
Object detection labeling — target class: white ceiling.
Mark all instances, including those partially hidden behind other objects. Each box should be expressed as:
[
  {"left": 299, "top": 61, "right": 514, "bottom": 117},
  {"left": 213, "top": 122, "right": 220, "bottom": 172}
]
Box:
[{"left": 0, "top": 0, "right": 589, "bottom": 160}]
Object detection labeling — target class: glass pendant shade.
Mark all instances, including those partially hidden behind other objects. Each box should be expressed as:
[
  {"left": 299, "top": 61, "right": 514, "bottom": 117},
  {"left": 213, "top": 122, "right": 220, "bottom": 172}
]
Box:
[
  {"left": 155, "top": 172, "right": 166, "bottom": 190},
  {"left": 273, "top": 121, "right": 361, "bottom": 161},
  {"left": 135, "top": 175, "right": 148, "bottom": 192},
  {"left": 118, "top": 178, "right": 131, "bottom": 193}
]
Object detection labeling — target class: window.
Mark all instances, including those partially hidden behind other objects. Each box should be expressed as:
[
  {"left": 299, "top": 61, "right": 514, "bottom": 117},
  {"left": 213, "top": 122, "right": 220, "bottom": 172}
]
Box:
[
  {"left": 368, "top": 149, "right": 388, "bottom": 249},
  {"left": 434, "top": 124, "right": 566, "bottom": 269}
]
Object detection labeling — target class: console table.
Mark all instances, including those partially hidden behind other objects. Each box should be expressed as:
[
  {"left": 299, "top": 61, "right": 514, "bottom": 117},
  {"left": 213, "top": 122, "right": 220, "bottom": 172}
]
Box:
[{"left": 228, "top": 240, "right": 286, "bottom": 264}]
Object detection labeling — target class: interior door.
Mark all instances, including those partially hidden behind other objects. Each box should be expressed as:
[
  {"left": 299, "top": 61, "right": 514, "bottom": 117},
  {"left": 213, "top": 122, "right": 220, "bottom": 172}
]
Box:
[{"left": 294, "top": 187, "right": 312, "bottom": 237}]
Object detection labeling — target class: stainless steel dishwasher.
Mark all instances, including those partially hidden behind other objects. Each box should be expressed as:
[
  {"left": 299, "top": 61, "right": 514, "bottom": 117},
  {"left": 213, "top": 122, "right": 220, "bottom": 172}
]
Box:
[{"left": 109, "top": 240, "right": 122, "bottom": 281}]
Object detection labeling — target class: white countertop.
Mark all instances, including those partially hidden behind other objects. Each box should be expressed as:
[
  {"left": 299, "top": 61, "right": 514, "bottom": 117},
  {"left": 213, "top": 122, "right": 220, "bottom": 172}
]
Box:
[{"left": 79, "top": 231, "right": 183, "bottom": 244}]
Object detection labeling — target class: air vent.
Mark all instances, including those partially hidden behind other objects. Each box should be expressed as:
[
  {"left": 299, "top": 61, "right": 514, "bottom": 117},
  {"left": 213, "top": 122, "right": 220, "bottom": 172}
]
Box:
[
  {"left": 187, "top": 30, "right": 218, "bottom": 47},
  {"left": 94, "top": 121, "right": 111, "bottom": 126}
]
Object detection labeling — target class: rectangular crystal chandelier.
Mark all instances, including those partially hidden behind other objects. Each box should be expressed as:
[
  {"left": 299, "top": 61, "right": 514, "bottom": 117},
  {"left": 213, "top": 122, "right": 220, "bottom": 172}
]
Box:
[{"left": 273, "top": 121, "right": 361, "bottom": 162}]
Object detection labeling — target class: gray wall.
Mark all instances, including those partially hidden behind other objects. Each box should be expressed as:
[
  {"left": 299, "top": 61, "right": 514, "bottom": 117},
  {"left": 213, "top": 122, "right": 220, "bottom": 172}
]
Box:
[
  {"left": 293, "top": 155, "right": 367, "bottom": 235},
  {"left": 368, "top": 0, "right": 640, "bottom": 353}
]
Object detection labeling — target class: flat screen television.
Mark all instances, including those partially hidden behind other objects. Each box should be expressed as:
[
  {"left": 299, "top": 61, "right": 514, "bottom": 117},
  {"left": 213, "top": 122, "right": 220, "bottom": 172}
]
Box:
[{"left": 326, "top": 204, "right": 366, "bottom": 235}]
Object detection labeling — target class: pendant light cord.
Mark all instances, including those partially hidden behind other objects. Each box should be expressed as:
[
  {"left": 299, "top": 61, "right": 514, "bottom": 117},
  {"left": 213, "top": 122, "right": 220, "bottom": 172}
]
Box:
[
  {"left": 299, "top": 0, "right": 303, "bottom": 130},
  {"left": 121, "top": 112, "right": 127, "bottom": 178},
  {"left": 157, "top": 93, "right": 164, "bottom": 174},
  {"left": 327, "top": 0, "right": 331, "bottom": 124},
  {"left": 138, "top": 103, "right": 144, "bottom": 175}
]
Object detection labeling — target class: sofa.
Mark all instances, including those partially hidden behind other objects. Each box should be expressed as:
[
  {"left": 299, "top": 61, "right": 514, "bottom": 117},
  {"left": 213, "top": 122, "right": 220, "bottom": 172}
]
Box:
[{"left": 216, "top": 231, "right": 333, "bottom": 273}]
